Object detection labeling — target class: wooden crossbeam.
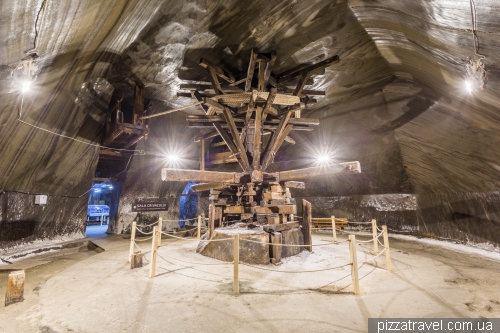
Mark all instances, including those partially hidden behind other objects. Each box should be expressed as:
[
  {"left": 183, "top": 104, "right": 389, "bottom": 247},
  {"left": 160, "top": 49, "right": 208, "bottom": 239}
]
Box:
[
  {"left": 221, "top": 107, "right": 250, "bottom": 170},
  {"left": 212, "top": 122, "right": 247, "bottom": 171},
  {"left": 206, "top": 67, "right": 224, "bottom": 95},
  {"left": 277, "top": 55, "right": 339, "bottom": 84},
  {"left": 258, "top": 61, "right": 266, "bottom": 92},
  {"left": 253, "top": 106, "right": 262, "bottom": 169},
  {"left": 194, "top": 130, "right": 218, "bottom": 142},
  {"left": 278, "top": 161, "right": 362, "bottom": 181},
  {"left": 261, "top": 108, "right": 294, "bottom": 170},
  {"left": 190, "top": 90, "right": 210, "bottom": 113},
  {"left": 188, "top": 122, "right": 314, "bottom": 131},
  {"left": 186, "top": 115, "right": 318, "bottom": 126},
  {"left": 200, "top": 58, "right": 235, "bottom": 83},
  {"left": 262, "top": 88, "right": 277, "bottom": 120},
  {"left": 293, "top": 69, "right": 312, "bottom": 97},
  {"left": 245, "top": 49, "right": 257, "bottom": 92},
  {"left": 264, "top": 51, "right": 277, "bottom": 86}
]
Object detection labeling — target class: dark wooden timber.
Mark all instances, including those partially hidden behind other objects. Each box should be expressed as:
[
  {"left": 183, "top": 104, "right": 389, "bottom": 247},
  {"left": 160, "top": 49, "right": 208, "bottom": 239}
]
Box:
[
  {"left": 245, "top": 49, "right": 257, "bottom": 92},
  {"left": 221, "top": 107, "right": 250, "bottom": 170},
  {"left": 300, "top": 200, "right": 313, "bottom": 251},
  {"left": 200, "top": 58, "right": 235, "bottom": 83},
  {"left": 277, "top": 55, "right": 339, "bottom": 84},
  {"left": 206, "top": 67, "right": 224, "bottom": 95}
]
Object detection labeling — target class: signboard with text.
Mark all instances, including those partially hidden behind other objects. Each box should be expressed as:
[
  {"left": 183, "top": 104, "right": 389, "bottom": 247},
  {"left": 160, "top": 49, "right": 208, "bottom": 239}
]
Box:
[{"left": 132, "top": 198, "right": 168, "bottom": 212}]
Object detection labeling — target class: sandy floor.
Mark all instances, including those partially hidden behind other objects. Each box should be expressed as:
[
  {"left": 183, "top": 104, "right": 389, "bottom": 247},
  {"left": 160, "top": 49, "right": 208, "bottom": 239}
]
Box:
[{"left": 1, "top": 231, "right": 500, "bottom": 333}]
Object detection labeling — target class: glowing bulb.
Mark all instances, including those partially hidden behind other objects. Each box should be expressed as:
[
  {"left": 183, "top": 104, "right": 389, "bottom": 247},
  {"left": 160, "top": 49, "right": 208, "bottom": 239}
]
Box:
[
  {"left": 167, "top": 155, "right": 179, "bottom": 162},
  {"left": 465, "top": 80, "right": 472, "bottom": 94},
  {"left": 21, "top": 81, "right": 31, "bottom": 93},
  {"left": 317, "top": 155, "right": 330, "bottom": 163},
  {"left": 93, "top": 188, "right": 101, "bottom": 193}
]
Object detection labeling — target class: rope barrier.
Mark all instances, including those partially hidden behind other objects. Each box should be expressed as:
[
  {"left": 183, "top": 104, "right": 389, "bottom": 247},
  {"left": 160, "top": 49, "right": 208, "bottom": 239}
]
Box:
[
  {"left": 240, "top": 262, "right": 351, "bottom": 273},
  {"left": 355, "top": 230, "right": 384, "bottom": 243},
  {"left": 134, "top": 236, "right": 153, "bottom": 242},
  {"left": 358, "top": 247, "right": 386, "bottom": 264},
  {"left": 160, "top": 231, "right": 232, "bottom": 242},
  {"left": 156, "top": 249, "right": 231, "bottom": 266},
  {"left": 347, "top": 221, "right": 373, "bottom": 225}
]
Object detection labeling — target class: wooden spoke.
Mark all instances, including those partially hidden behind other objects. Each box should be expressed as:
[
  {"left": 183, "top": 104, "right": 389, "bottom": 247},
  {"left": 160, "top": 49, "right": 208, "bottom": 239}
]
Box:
[
  {"left": 200, "top": 58, "right": 235, "bottom": 83},
  {"left": 245, "top": 49, "right": 257, "bottom": 92},
  {"left": 221, "top": 107, "right": 250, "bottom": 170}
]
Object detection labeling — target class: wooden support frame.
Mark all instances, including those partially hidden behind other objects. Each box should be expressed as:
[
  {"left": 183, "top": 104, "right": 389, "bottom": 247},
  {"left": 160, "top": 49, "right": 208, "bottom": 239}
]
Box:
[
  {"left": 257, "top": 61, "right": 266, "bottom": 92},
  {"left": 213, "top": 122, "right": 247, "bottom": 171},
  {"left": 262, "top": 87, "right": 277, "bottom": 120},
  {"left": 263, "top": 51, "right": 277, "bottom": 85}
]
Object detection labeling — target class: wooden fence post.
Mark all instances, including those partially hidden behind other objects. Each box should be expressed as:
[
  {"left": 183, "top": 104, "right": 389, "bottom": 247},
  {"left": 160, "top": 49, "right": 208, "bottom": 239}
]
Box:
[
  {"left": 5, "top": 270, "right": 25, "bottom": 306},
  {"left": 331, "top": 216, "right": 337, "bottom": 242},
  {"left": 157, "top": 218, "right": 162, "bottom": 246},
  {"left": 129, "top": 221, "right": 137, "bottom": 262},
  {"left": 290, "top": 213, "right": 294, "bottom": 221},
  {"left": 349, "top": 235, "right": 360, "bottom": 295},
  {"left": 372, "top": 219, "right": 378, "bottom": 253},
  {"left": 149, "top": 226, "right": 158, "bottom": 278},
  {"left": 382, "top": 225, "right": 392, "bottom": 272},
  {"left": 233, "top": 234, "right": 239, "bottom": 295},
  {"left": 197, "top": 215, "right": 202, "bottom": 239}
]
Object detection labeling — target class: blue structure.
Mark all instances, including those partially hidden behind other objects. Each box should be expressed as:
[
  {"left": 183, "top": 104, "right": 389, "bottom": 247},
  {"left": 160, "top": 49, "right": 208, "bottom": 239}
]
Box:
[{"left": 179, "top": 182, "right": 198, "bottom": 228}]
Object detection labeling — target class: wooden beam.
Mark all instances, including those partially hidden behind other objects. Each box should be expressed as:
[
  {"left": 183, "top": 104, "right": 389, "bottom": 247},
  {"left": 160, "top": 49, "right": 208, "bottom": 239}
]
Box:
[
  {"left": 186, "top": 115, "right": 319, "bottom": 126},
  {"left": 278, "top": 161, "right": 362, "bottom": 181},
  {"left": 245, "top": 49, "right": 257, "bottom": 92},
  {"left": 161, "top": 169, "right": 236, "bottom": 183},
  {"left": 133, "top": 84, "right": 144, "bottom": 125},
  {"left": 213, "top": 122, "right": 247, "bottom": 171},
  {"left": 200, "top": 58, "right": 235, "bottom": 83},
  {"left": 277, "top": 55, "right": 339, "bottom": 84},
  {"left": 221, "top": 107, "right": 250, "bottom": 170},
  {"left": 192, "top": 183, "right": 228, "bottom": 192},
  {"left": 252, "top": 106, "right": 262, "bottom": 169},
  {"left": 264, "top": 51, "right": 277, "bottom": 86},
  {"left": 301, "top": 200, "right": 313, "bottom": 251},
  {"left": 194, "top": 130, "right": 218, "bottom": 142},
  {"left": 257, "top": 61, "right": 266, "bottom": 92},
  {"left": 261, "top": 108, "right": 294, "bottom": 170},
  {"left": 206, "top": 67, "right": 224, "bottom": 95},
  {"left": 190, "top": 90, "right": 210, "bottom": 114},
  {"left": 188, "top": 122, "right": 314, "bottom": 131},
  {"left": 293, "top": 69, "right": 312, "bottom": 97},
  {"left": 262, "top": 88, "right": 277, "bottom": 120}
]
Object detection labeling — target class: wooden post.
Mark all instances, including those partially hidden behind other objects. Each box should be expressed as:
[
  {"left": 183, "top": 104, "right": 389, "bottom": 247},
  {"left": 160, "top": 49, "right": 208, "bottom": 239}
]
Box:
[
  {"left": 149, "top": 226, "right": 158, "bottom": 278},
  {"left": 200, "top": 139, "right": 205, "bottom": 171},
  {"left": 5, "top": 270, "right": 25, "bottom": 306},
  {"left": 290, "top": 213, "right": 294, "bottom": 221},
  {"left": 157, "top": 218, "right": 162, "bottom": 246},
  {"left": 197, "top": 215, "right": 202, "bottom": 239},
  {"left": 382, "top": 225, "right": 392, "bottom": 272},
  {"left": 300, "top": 200, "right": 312, "bottom": 251},
  {"left": 331, "top": 216, "right": 337, "bottom": 242},
  {"left": 348, "top": 235, "right": 360, "bottom": 295},
  {"left": 233, "top": 234, "right": 239, "bottom": 295},
  {"left": 129, "top": 221, "right": 137, "bottom": 262},
  {"left": 372, "top": 219, "right": 378, "bottom": 253}
]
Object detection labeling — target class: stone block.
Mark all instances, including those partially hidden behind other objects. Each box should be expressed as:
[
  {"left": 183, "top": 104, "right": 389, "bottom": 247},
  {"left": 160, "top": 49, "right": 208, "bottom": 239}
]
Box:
[{"left": 281, "top": 228, "right": 304, "bottom": 258}]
